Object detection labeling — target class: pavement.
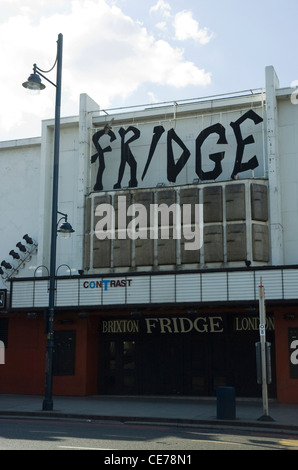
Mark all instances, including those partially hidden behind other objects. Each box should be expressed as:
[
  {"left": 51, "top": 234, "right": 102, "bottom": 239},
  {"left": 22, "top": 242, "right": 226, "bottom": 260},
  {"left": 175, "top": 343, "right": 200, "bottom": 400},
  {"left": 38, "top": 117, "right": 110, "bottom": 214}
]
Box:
[{"left": 0, "top": 394, "right": 297, "bottom": 434}]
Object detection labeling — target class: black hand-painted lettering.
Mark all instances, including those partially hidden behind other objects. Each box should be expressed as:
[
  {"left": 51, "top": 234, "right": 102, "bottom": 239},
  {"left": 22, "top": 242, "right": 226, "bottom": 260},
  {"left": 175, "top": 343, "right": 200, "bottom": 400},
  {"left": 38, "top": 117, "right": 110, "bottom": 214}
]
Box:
[
  {"left": 114, "top": 126, "right": 140, "bottom": 189},
  {"left": 142, "top": 125, "right": 165, "bottom": 181},
  {"left": 230, "top": 109, "right": 263, "bottom": 179},
  {"left": 167, "top": 128, "right": 191, "bottom": 183},
  {"left": 196, "top": 123, "right": 227, "bottom": 181},
  {"left": 91, "top": 129, "right": 116, "bottom": 191}
]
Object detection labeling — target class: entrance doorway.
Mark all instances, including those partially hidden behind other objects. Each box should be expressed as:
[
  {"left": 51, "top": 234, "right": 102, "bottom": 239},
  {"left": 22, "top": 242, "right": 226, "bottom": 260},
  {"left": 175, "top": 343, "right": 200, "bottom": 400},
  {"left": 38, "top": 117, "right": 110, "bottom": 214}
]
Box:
[
  {"left": 98, "top": 339, "right": 136, "bottom": 394},
  {"left": 98, "top": 315, "right": 276, "bottom": 397},
  {"left": 139, "top": 335, "right": 231, "bottom": 395}
]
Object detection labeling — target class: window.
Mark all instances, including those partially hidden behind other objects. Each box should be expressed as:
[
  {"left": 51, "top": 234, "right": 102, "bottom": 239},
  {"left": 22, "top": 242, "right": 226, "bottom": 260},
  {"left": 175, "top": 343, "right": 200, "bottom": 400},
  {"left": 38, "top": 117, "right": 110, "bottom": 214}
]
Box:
[{"left": 53, "top": 330, "right": 76, "bottom": 376}]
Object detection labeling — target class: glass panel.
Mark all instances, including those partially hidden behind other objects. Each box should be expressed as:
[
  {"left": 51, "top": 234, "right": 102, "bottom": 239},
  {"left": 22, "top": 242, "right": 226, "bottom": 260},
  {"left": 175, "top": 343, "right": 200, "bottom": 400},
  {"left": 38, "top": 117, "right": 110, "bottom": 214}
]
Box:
[
  {"left": 192, "top": 376, "right": 205, "bottom": 392},
  {"left": 123, "top": 341, "right": 135, "bottom": 370},
  {"left": 53, "top": 330, "right": 76, "bottom": 376},
  {"left": 124, "top": 376, "right": 135, "bottom": 388},
  {"left": 108, "top": 341, "right": 116, "bottom": 370},
  {"left": 213, "top": 376, "right": 227, "bottom": 388}
]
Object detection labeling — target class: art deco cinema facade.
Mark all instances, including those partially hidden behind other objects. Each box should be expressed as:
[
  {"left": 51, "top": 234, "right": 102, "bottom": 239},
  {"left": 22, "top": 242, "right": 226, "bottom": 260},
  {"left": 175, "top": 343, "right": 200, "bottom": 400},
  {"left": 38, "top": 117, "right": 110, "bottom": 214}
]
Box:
[{"left": 0, "top": 66, "right": 298, "bottom": 403}]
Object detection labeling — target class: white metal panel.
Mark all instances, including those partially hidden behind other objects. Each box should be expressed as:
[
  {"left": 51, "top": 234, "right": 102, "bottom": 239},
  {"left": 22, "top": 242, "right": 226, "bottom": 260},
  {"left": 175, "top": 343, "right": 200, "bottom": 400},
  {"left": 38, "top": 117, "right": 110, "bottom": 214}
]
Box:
[
  {"left": 11, "top": 281, "right": 34, "bottom": 308},
  {"left": 283, "top": 270, "right": 298, "bottom": 299},
  {"left": 228, "top": 271, "right": 255, "bottom": 300},
  {"left": 79, "top": 280, "right": 102, "bottom": 306},
  {"left": 255, "top": 270, "right": 283, "bottom": 300},
  {"left": 102, "top": 278, "right": 126, "bottom": 305},
  {"left": 56, "top": 279, "right": 79, "bottom": 306},
  {"left": 126, "top": 276, "right": 150, "bottom": 304},
  {"left": 201, "top": 272, "right": 227, "bottom": 302},
  {"left": 151, "top": 275, "right": 175, "bottom": 303},
  {"left": 176, "top": 273, "right": 201, "bottom": 303},
  {"left": 33, "top": 280, "right": 49, "bottom": 307},
  {"left": 9, "top": 267, "right": 298, "bottom": 309}
]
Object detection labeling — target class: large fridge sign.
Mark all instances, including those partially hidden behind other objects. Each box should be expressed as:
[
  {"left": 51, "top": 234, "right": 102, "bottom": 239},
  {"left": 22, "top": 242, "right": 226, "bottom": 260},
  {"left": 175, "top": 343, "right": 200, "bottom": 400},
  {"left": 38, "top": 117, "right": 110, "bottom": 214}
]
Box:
[
  {"left": 289, "top": 328, "right": 298, "bottom": 379},
  {"left": 90, "top": 109, "right": 264, "bottom": 191}
]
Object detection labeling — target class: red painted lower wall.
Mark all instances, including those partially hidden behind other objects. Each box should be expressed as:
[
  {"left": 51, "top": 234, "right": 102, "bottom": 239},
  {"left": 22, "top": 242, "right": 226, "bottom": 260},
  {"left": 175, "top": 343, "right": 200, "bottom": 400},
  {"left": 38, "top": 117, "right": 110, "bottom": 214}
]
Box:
[
  {"left": 0, "top": 313, "right": 98, "bottom": 397},
  {"left": 52, "top": 315, "right": 98, "bottom": 396},
  {"left": 1, "top": 307, "right": 298, "bottom": 403},
  {"left": 0, "top": 315, "right": 45, "bottom": 394}
]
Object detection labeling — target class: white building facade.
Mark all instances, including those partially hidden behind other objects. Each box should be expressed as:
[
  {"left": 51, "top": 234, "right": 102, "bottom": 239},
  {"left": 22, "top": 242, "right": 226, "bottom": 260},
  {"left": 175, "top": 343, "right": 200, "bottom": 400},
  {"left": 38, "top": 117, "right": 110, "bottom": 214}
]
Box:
[{"left": 0, "top": 66, "right": 298, "bottom": 402}]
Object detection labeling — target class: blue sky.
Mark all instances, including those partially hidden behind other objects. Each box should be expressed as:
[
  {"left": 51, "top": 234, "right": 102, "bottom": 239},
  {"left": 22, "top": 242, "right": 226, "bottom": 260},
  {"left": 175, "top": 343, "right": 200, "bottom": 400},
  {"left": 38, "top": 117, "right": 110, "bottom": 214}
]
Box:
[{"left": 0, "top": 0, "right": 296, "bottom": 141}]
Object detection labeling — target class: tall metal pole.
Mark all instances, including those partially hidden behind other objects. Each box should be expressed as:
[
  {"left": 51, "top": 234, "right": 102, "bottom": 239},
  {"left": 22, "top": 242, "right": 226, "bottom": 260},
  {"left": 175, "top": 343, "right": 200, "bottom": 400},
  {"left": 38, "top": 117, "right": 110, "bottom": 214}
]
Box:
[
  {"left": 42, "top": 33, "right": 63, "bottom": 411},
  {"left": 258, "top": 278, "right": 269, "bottom": 418}
]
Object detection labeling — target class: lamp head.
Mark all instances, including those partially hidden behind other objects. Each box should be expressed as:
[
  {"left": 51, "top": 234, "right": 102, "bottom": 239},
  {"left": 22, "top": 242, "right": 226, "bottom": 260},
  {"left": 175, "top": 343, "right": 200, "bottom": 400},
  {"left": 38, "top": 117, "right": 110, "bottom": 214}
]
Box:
[
  {"left": 22, "top": 72, "right": 45, "bottom": 95},
  {"left": 57, "top": 221, "right": 75, "bottom": 239}
]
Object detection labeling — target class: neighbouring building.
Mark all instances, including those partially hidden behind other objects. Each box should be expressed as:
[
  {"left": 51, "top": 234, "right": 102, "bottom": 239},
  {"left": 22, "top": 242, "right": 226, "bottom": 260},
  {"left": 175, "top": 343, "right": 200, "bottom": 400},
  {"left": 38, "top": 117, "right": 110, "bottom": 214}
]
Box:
[{"left": 0, "top": 65, "right": 298, "bottom": 403}]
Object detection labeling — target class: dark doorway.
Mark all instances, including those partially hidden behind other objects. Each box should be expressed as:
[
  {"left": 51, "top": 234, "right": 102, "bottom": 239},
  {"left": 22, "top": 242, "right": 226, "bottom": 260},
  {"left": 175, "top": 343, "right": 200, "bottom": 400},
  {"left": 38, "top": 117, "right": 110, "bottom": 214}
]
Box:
[
  {"left": 99, "top": 338, "right": 137, "bottom": 394},
  {"left": 139, "top": 336, "right": 183, "bottom": 395},
  {"left": 98, "top": 334, "right": 233, "bottom": 396},
  {"left": 97, "top": 315, "right": 276, "bottom": 397},
  {"left": 53, "top": 330, "right": 76, "bottom": 376}
]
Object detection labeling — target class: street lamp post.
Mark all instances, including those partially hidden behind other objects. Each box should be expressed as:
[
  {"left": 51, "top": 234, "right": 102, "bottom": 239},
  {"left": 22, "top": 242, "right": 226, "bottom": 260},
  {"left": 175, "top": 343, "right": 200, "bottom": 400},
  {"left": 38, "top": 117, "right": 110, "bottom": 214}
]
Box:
[{"left": 23, "top": 33, "right": 74, "bottom": 411}]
